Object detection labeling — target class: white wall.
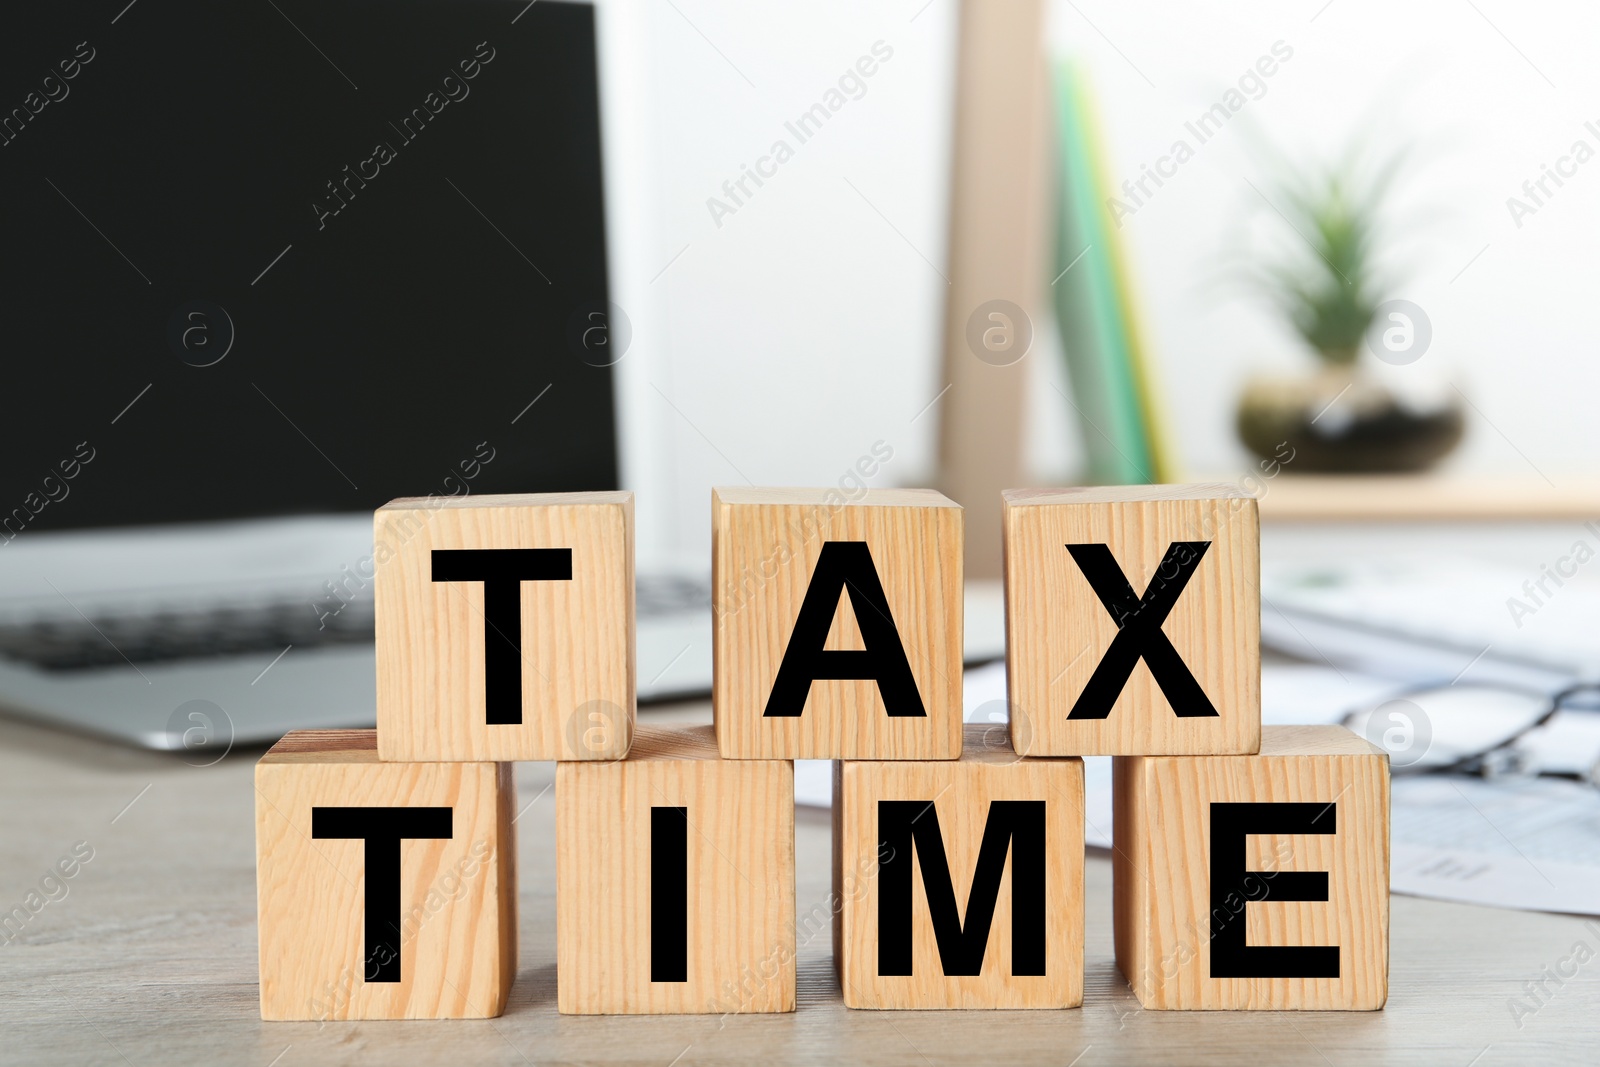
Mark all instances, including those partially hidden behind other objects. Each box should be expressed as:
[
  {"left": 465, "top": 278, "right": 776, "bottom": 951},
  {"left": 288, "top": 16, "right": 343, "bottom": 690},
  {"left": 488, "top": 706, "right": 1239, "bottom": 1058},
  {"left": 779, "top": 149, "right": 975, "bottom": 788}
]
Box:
[
  {"left": 600, "top": 0, "right": 959, "bottom": 561},
  {"left": 602, "top": 0, "right": 1600, "bottom": 560}
]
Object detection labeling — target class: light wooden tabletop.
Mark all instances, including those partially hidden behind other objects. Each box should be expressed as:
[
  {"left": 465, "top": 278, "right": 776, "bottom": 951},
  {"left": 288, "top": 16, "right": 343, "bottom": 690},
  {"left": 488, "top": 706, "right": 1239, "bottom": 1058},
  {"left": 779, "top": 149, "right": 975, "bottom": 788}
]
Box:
[
  {"left": 1253, "top": 473, "right": 1600, "bottom": 522},
  {"left": 0, "top": 703, "right": 1594, "bottom": 1066}
]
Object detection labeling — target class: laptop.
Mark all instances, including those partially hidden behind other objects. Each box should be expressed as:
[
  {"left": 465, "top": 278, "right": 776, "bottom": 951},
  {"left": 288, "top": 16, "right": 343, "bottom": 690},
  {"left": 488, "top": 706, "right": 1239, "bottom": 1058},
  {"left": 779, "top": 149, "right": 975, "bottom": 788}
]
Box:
[
  {"left": 0, "top": 0, "right": 1007, "bottom": 753},
  {"left": 0, "top": 0, "right": 726, "bottom": 751}
]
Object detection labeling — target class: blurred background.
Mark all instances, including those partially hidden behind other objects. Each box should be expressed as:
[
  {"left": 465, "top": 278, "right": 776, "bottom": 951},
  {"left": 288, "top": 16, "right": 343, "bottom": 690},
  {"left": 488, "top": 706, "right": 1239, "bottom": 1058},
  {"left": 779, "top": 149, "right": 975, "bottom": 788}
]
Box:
[
  {"left": 610, "top": 0, "right": 1600, "bottom": 565},
  {"left": 2, "top": 0, "right": 1600, "bottom": 978},
  {"left": 4, "top": 0, "right": 1600, "bottom": 773}
]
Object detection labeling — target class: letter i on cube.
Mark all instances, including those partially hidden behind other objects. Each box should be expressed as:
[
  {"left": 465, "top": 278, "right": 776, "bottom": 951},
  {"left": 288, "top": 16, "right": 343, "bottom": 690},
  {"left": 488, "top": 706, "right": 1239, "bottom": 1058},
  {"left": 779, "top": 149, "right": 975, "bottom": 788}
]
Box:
[{"left": 556, "top": 725, "right": 795, "bottom": 1013}]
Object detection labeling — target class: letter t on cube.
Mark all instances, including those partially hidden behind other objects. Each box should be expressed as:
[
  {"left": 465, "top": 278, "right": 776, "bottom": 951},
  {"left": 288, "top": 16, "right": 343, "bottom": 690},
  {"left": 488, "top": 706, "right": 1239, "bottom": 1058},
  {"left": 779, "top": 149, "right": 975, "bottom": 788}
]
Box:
[
  {"left": 255, "top": 730, "right": 517, "bottom": 1019},
  {"left": 375, "top": 491, "right": 635, "bottom": 762}
]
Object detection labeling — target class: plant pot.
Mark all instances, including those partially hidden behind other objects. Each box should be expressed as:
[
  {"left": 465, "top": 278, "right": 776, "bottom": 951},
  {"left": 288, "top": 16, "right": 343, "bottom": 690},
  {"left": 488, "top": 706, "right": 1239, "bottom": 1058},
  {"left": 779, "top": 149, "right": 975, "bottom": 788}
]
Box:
[{"left": 1236, "top": 368, "right": 1464, "bottom": 474}]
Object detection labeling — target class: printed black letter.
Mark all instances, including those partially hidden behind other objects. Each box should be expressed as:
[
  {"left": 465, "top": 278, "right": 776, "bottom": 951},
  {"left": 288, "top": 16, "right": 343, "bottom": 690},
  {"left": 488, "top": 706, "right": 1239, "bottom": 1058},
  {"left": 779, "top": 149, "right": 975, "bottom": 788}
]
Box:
[
  {"left": 650, "top": 806, "right": 688, "bottom": 982},
  {"left": 763, "top": 541, "right": 924, "bottom": 718},
  {"left": 1209, "top": 801, "right": 1339, "bottom": 979},
  {"left": 311, "top": 806, "right": 453, "bottom": 983},
  {"left": 1066, "top": 541, "right": 1218, "bottom": 719},
  {"left": 877, "top": 800, "right": 1046, "bottom": 976},
  {"left": 431, "top": 548, "right": 572, "bottom": 724}
]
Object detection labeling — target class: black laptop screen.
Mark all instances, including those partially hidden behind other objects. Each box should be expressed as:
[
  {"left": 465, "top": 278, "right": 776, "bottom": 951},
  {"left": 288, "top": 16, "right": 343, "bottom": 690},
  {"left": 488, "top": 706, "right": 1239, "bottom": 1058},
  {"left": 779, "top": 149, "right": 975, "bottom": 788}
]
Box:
[{"left": 0, "top": 0, "right": 617, "bottom": 534}]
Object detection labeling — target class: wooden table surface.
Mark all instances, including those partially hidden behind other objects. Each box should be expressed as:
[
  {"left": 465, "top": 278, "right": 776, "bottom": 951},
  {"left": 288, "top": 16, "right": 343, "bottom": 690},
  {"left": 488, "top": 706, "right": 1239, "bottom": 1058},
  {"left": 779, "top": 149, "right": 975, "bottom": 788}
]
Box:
[
  {"left": 1, "top": 703, "right": 1595, "bottom": 1067},
  {"left": 1252, "top": 473, "right": 1600, "bottom": 522}
]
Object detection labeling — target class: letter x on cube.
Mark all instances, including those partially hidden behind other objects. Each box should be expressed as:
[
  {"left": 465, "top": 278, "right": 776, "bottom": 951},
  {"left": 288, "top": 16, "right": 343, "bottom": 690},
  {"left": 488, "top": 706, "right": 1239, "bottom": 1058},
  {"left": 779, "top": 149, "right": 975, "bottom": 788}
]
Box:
[{"left": 1002, "top": 485, "right": 1261, "bottom": 756}]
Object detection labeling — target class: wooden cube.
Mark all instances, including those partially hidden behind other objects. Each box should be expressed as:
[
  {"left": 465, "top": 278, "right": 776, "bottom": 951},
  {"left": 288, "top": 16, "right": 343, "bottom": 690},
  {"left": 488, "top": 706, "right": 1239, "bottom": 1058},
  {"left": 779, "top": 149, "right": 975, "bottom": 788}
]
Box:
[
  {"left": 375, "top": 491, "right": 635, "bottom": 762},
  {"left": 556, "top": 724, "right": 795, "bottom": 1013},
  {"left": 255, "top": 730, "right": 516, "bottom": 1020},
  {"left": 712, "top": 487, "right": 963, "bottom": 760},
  {"left": 1113, "top": 725, "right": 1389, "bottom": 1010},
  {"left": 833, "top": 724, "right": 1084, "bottom": 1009},
  {"left": 1002, "top": 485, "right": 1260, "bottom": 756}
]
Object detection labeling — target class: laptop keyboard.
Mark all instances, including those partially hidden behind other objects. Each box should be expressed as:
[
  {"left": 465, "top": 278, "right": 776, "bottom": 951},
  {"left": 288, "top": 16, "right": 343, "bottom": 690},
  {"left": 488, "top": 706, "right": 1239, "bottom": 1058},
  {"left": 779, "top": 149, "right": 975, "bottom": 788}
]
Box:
[
  {"left": 635, "top": 573, "right": 712, "bottom": 618},
  {"left": 0, "top": 573, "right": 711, "bottom": 672},
  {"left": 0, "top": 602, "right": 374, "bottom": 671}
]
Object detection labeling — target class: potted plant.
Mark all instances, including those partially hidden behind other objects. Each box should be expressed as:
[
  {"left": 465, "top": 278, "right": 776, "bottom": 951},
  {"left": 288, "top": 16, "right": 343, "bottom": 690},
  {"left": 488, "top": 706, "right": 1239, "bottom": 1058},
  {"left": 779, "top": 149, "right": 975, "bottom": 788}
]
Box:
[{"left": 1233, "top": 147, "right": 1463, "bottom": 472}]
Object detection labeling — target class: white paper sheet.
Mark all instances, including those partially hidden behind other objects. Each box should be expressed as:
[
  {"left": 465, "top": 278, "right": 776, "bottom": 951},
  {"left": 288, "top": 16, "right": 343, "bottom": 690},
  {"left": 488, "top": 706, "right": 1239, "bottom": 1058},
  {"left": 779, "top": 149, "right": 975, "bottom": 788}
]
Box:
[
  {"left": 794, "top": 660, "right": 1600, "bottom": 915},
  {"left": 1391, "top": 774, "right": 1600, "bottom": 914}
]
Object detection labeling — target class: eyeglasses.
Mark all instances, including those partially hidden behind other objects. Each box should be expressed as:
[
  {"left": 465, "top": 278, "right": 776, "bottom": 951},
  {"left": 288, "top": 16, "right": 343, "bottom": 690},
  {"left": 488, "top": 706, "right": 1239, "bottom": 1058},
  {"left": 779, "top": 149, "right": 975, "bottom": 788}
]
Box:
[{"left": 1341, "top": 681, "right": 1600, "bottom": 784}]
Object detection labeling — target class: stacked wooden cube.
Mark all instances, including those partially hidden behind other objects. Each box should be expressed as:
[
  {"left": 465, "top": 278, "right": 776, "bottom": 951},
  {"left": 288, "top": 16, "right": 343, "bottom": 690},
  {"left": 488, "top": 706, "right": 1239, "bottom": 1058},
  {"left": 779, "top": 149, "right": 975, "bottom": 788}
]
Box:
[{"left": 255, "top": 485, "right": 1388, "bottom": 1019}]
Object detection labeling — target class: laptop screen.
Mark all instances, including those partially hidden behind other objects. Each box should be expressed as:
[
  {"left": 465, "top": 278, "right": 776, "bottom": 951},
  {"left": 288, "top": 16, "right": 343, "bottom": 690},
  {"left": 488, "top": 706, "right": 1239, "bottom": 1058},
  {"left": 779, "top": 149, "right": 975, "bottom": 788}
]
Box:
[{"left": 0, "top": 0, "right": 617, "bottom": 535}]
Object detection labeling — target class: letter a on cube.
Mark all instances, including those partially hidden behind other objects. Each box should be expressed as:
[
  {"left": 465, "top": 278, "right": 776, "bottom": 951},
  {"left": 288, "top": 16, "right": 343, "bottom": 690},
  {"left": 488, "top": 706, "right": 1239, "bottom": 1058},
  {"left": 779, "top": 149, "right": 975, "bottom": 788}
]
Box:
[
  {"left": 375, "top": 491, "right": 635, "bottom": 762},
  {"left": 255, "top": 730, "right": 517, "bottom": 1019},
  {"left": 556, "top": 725, "right": 795, "bottom": 1013},
  {"left": 1114, "top": 725, "right": 1389, "bottom": 1009},
  {"left": 834, "top": 725, "right": 1084, "bottom": 1008},
  {"left": 1003, "top": 485, "right": 1260, "bottom": 756},
  {"left": 712, "top": 487, "right": 963, "bottom": 759}
]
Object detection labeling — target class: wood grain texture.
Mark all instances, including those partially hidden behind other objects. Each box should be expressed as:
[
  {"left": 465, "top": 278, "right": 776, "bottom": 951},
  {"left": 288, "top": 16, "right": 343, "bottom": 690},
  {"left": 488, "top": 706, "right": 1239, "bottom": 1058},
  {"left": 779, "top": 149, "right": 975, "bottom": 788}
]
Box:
[
  {"left": 1113, "top": 725, "right": 1389, "bottom": 1010},
  {"left": 255, "top": 730, "right": 516, "bottom": 1020},
  {"left": 374, "top": 491, "right": 635, "bottom": 762},
  {"left": 712, "top": 486, "right": 964, "bottom": 760},
  {"left": 556, "top": 724, "right": 795, "bottom": 1014},
  {"left": 834, "top": 724, "right": 1084, "bottom": 1008},
  {"left": 1003, "top": 485, "right": 1260, "bottom": 756}
]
